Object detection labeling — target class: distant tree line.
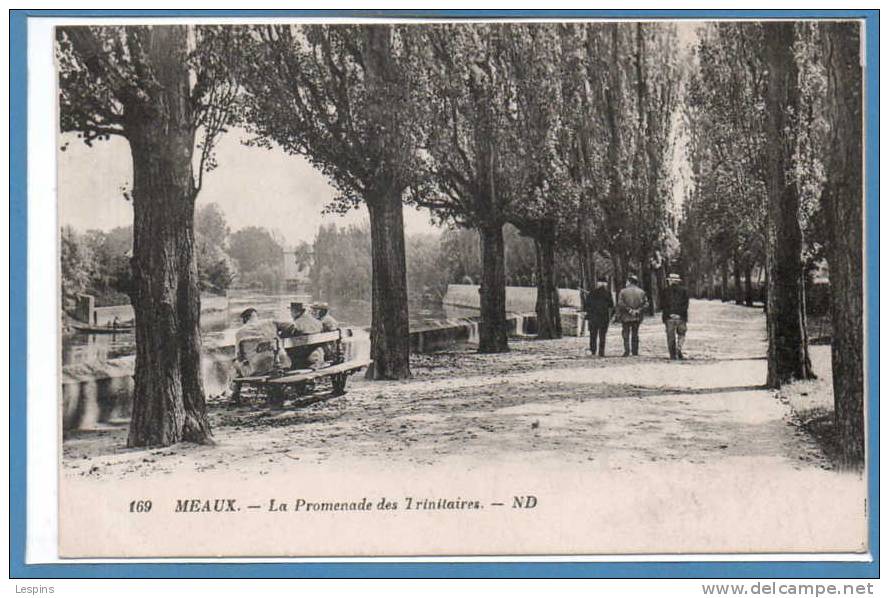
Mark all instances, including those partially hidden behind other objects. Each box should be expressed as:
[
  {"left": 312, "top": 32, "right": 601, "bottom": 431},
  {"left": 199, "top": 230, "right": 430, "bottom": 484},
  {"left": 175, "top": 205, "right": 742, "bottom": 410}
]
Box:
[
  {"left": 308, "top": 222, "right": 609, "bottom": 307},
  {"left": 61, "top": 202, "right": 287, "bottom": 314}
]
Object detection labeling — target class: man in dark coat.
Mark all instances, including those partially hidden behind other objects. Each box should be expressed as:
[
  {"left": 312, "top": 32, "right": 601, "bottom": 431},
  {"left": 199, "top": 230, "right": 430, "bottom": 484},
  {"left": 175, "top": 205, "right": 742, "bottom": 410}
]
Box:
[
  {"left": 660, "top": 273, "right": 690, "bottom": 360},
  {"left": 583, "top": 277, "right": 614, "bottom": 357}
]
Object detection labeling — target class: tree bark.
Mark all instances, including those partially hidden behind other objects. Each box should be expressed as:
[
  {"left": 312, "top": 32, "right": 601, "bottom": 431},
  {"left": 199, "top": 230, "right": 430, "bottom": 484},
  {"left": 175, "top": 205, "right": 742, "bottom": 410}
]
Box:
[
  {"left": 612, "top": 253, "right": 625, "bottom": 294},
  {"left": 720, "top": 259, "right": 729, "bottom": 302},
  {"left": 478, "top": 222, "right": 510, "bottom": 353},
  {"left": 821, "top": 22, "right": 865, "bottom": 468},
  {"left": 126, "top": 27, "right": 212, "bottom": 447},
  {"left": 733, "top": 255, "right": 743, "bottom": 305},
  {"left": 534, "top": 226, "right": 562, "bottom": 340},
  {"left": 366, "top": 194, "right": 412, "bottom": 380},
  {"left": 641, "top": 256, "right": 655, "bottom": 315},
  {"left": 362, "top": 26, "right": 412, "bottom": 380},
  {"left": 744, "top": 263, "right": 754, "bottom": 306},
  {"left": 577, "top": 242, "right": 595, "bottom": 298},
  {"left": 763, "top": 23, "right": 815, "bottom": 388}
]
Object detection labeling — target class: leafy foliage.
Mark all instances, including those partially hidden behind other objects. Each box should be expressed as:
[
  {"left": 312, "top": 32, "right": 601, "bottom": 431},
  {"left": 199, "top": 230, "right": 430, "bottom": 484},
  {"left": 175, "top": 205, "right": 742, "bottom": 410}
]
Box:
[
  {"left": 238, "top": 25, "right": 429, "bottom": 210},
  {"left": 57, "top": 25, "right": 240, "bottom": 196}
]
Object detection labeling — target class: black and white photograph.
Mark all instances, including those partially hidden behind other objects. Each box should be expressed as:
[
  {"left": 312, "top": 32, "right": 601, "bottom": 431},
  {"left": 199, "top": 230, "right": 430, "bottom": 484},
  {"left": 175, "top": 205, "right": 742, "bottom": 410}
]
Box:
[{"left": 53, "top": 17, "right": 868, "bottom": 557}]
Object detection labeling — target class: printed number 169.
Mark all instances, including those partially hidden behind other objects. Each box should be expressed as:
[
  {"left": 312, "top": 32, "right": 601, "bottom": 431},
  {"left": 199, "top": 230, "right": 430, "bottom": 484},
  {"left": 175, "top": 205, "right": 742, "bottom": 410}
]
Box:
[{"left": 129, "top": 500, "right": 152, "bottom": 513}]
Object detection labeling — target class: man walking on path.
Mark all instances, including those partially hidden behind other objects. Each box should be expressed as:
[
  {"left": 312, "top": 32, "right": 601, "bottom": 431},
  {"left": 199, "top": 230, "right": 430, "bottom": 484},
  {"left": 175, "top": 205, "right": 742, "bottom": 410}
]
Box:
[
  {"left": 660, "top": 273, "right": 690, "bottom": 360},
  {"left": 616, "top": 275, "right": 649, "bottom": 356},
  {"left": 584, "top": 276, "right": 614, "bottom": 357}
]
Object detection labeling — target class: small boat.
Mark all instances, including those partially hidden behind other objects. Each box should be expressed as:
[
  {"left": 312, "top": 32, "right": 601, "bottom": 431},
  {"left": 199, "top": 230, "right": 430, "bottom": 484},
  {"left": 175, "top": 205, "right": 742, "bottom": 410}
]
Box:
[{"left": 71, "top": 322, "right": 134, "bottom": 334}]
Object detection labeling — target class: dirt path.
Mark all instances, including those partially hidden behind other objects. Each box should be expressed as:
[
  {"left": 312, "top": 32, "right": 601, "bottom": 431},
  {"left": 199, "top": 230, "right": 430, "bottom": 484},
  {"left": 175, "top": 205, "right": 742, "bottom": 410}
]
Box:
[{"left": 64, "top": 299, "right": 833, "bottom": 479}]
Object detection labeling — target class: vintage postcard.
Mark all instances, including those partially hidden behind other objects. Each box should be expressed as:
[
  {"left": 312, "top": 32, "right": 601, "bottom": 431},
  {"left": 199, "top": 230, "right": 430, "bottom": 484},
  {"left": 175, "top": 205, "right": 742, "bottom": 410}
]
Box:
[{"left": 50, "top": 16, "right": 870, "bottom": 559}]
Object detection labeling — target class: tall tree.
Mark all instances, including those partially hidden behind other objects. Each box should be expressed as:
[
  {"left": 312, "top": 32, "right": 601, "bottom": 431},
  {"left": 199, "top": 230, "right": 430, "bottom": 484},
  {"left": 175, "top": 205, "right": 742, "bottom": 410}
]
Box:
[
  {"left": 820, "top": 22, "right": 865, "bottom": 468},
  {"left": 507, "top": 24, "right": 572, "bottom": 339},
  {"left": 631, "top": 23, "right": 681, "bottom": 312},
  {"left": 596, "top": 24, "right": 643, "bottom": 287},
  {"left": 415, "top": 24, "right": 525, "bottom": 353},
  {"left": 239, "top": 24, "right": 424, "bottom": 379},
  {"left": 762, "top": 22, "right": 815, "bottom": 387},
  {"left": 58, "top": 26, "right": 237, "bottom": 446},
  {"left": 683, "top": 24, "right": 771, "bottom": 304}
]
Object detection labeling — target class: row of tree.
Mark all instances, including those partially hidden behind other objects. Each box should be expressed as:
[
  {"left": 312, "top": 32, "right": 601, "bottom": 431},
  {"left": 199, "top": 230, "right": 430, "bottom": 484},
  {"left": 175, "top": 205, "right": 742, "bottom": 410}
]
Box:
[
  {"left": 58, "top": 22, "right": 865, "bottom": 469},
  {"left": 681, "top": 22, "right": 864, "bottom": 467},
  {"left": 234, "top": 22, "right": 683, "bottom": 360}
]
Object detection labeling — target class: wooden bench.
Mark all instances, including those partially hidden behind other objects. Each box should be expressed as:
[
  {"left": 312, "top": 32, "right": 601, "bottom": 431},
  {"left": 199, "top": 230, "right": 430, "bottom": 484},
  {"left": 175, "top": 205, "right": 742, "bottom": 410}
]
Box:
[{"left": 231, "top": 328, "right": 371, "bottom": 406}]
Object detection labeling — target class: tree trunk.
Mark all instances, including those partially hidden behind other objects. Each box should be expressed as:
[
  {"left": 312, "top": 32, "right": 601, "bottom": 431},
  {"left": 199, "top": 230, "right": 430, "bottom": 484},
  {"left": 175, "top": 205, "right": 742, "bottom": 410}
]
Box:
[
  {"left": 744, "top": 263, "right": 754, "bottom": 306},
  {"left": 822, "top": 22, "right": 865, "bottom": 468},
  {"left": 733, "top": 255, "right": 743, "bottom": 305},
  {"left": 478, "top": 222, "right": 509, "bottom": 353},
  {"left": 366, "top": 194, "right": 412, "bottom": 380},
  {"left": 127, "top": 27, "right": 211, "bottom": 447},
  {"left": 577, "top": 242, "right": 595, "bottom": 297},
  {"left": 534, "top": 227, "right": 562, "bottom": 340},
  {"left": 720, "top": 259, "right": 729, "bottom": 302},
  {"left": 612, "top": 253, "right": 625, "bottom": 293},
  {"left": 763, "top": 23, "right": 814, "bottom": 388},
  {"left": 653, "top": 265, "right": 665, "bottom": 314},
  {"left": 641, "top": 256, "right": 655, "bottom": 315},
  {"left": 362, "top": 25, "right": 412, "bottom": 380}
]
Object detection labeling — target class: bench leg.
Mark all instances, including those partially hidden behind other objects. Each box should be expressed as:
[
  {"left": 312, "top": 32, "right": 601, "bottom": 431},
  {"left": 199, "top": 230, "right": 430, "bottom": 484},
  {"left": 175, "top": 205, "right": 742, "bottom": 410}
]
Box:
[
  {"left": 332, "top": 373, "right": 348, "bottom": 396},
  {"left": 266, "top": 385, "right": 285, "bottom": 410}
]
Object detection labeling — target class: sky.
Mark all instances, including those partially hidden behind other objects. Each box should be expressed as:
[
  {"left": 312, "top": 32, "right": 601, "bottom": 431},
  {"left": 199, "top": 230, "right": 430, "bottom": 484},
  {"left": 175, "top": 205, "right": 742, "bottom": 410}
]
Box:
[{"left": 58, "top": 128, "right": 441, "bottom": 247}]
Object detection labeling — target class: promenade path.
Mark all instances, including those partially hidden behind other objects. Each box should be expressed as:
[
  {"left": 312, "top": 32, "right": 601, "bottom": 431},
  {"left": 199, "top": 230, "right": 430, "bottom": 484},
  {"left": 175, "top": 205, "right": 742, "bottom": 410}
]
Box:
[
  {"left": 64, "top": 300, "right": 836, "bottom": 472},
  {"left": 62, "top": 299, "right": 867, "bottom": 554}
]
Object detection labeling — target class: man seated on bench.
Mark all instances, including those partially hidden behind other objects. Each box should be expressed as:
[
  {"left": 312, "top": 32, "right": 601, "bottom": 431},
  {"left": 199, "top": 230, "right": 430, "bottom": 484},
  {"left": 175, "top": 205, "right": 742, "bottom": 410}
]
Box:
[
  {"left": 233, "top": 307, "right": 293, "bottom": 378},
  {"left": 311, "top": 302, "right": 339, "bottom": 361},
  {"left": 279, "top": 301, "right": 325, "bottom": 370}
]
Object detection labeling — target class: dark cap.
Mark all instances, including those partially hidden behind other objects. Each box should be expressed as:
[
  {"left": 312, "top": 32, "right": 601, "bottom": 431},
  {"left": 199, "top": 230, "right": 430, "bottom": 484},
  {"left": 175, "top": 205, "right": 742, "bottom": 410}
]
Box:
[
  {"left": 627, "top": 274, "right": 639, "bottom": 284},
  {"left": 290, "top": 301, "right": 305, "bottom": 311}
]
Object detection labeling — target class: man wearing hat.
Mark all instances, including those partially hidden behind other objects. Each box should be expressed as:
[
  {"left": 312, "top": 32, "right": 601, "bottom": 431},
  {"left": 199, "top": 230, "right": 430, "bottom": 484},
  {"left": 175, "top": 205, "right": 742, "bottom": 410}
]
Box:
[
  {"left": 311, "top": 302, "right": 339, "bottom": 332},
  {"left": 660, "top": 273, "right": 690, "bottom": 360},
  {"left": 233, "top": 307, "right": 293, "bottom": 381},
  {"left": 616, "top": 274, "right": 649, "bottom": 357},
  {"left": 311, "top": 302, "right": 340, "bottom": 361},
  {"left": 583, "top": 276, "right": 614, "bottom": 357},
  {"left": 281, "top": 300, "right": 324, "bottom": 369}
]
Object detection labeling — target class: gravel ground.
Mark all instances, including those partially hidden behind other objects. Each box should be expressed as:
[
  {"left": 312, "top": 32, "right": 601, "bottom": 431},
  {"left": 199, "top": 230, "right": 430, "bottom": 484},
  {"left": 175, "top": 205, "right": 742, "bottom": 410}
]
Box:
[
  {"left": 63, "top": 299, "right": 836, "bottom": 480},
  {"left": 777, "top": 344, "right": 842, "bottom": 465}
]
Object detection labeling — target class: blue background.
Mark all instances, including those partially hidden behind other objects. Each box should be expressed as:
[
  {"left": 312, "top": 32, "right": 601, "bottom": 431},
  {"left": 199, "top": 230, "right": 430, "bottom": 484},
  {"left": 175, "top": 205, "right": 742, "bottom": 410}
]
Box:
[{"left": 8, "top": 8, "right": 880, "bottom": 579}]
